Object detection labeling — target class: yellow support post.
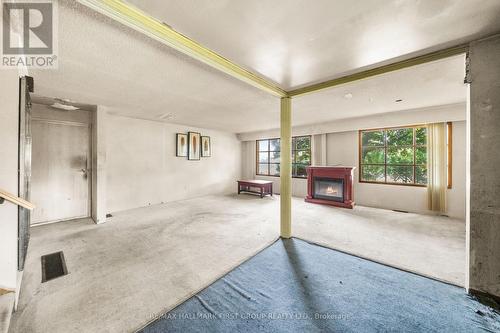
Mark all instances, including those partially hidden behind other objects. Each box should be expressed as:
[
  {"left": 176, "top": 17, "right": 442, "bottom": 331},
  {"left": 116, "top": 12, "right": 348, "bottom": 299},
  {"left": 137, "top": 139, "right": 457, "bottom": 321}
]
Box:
[{"left": 280, "top": 97, "right": 292, "bottom": 238}]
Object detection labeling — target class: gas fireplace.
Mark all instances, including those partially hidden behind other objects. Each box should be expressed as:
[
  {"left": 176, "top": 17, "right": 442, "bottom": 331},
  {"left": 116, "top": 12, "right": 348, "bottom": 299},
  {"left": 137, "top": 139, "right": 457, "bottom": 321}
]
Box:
[
  {"left": 314, "top": 178, "right": 344, "bottom": 202},
  {"left": 305, "top": 166, "right": 355, "bottom": 209}
]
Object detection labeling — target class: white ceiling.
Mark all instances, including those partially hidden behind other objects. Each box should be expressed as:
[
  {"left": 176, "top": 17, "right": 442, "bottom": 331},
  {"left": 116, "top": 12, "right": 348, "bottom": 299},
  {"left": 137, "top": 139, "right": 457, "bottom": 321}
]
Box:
[
  {"left": 31, "top": 1, "right": 472, "bottom": 134},
  {"left": 30, "top": 1, "right": 279, "bottom": 134},
  {"left": 127, "top": 0, "right": 500, "bottom": 90},
  {"left": 292, "top": 54, "right": 466, "bottom": 126}
]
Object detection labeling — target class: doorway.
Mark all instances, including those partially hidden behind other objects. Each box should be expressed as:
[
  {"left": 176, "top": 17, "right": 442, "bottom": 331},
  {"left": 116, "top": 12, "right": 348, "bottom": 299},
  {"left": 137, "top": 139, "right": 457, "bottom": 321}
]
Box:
[{"left": 30, "top": 101, "right": 92, "bottom": 225}]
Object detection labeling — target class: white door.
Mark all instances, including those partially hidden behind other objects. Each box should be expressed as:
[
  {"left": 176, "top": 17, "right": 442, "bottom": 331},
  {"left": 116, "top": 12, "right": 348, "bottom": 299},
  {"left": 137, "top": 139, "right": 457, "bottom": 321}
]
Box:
[{"left": 31, "top": 119, "right": 91, "bottom": 224}]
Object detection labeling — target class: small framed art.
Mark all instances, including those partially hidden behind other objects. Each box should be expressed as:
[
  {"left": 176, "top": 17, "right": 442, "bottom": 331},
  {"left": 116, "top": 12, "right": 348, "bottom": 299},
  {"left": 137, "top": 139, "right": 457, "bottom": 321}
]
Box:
[
  {"left": 176, "top": 133, "right": 188, "bottom": 157},
  {"left": 201, "top": 136, "right": 211, "bottom": 157},
  {"left": 188, "top": 132, "right": 201, "bottom": 160}
]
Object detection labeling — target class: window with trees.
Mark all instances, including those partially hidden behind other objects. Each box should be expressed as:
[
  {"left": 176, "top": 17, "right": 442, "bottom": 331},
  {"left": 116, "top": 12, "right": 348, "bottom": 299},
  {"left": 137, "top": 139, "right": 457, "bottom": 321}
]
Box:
[
  {"left": 256, "top": 136, "right": 311, "bottom": 178},
  {"left": 359, "top": 126, "right": 427, "bottom": 186}
]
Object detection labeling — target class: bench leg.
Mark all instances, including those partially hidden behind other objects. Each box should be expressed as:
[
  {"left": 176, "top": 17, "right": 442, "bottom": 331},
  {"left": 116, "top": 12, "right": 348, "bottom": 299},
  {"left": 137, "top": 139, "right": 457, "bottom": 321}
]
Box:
[{"left": 260, "top": 187, "right": 264, "bottom": 198}]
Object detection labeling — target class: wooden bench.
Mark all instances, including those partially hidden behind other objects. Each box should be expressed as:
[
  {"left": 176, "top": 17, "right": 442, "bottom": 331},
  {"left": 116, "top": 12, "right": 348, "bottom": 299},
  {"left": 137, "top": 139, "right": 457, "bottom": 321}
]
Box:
[{"left": 237, "top": 180, "right": 273, "bottom": 198}]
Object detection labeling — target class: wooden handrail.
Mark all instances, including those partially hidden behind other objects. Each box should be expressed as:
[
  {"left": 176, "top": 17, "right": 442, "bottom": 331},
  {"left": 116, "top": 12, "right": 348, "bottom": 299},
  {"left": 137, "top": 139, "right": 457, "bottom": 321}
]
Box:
[
  {"left": 0, "top": 288, "right": 14, "bottom": 296},
  {"left": 0, "top": 189, "right": 35, "bottom": 210}
]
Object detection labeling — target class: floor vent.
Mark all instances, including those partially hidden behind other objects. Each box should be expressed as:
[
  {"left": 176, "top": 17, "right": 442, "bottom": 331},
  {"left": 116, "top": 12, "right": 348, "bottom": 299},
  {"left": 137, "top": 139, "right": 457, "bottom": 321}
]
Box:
[{"left": 41, "top": 251, "right": 68, "bottom": 283}]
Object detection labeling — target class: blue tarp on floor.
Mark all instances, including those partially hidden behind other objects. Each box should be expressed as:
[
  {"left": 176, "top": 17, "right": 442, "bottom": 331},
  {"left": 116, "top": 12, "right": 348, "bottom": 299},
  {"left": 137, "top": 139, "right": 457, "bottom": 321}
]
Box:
[{"left": 141, "top": 238, "right": 500, "bottom": 333}]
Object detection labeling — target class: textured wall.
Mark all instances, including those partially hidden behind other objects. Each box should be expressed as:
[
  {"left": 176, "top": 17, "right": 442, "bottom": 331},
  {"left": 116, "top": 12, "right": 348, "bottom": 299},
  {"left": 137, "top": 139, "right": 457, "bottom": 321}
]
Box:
[
  {"left": 238, "top": 103, "right": 466, "bottom": 141},
  {"left": 325, "top": 122, "right": 466, "bottom": 219},
  {"left": 242, "top": 119, "right": 467, "bottom": 219},
  {"left": 0, "top": 70, "right": 20, "bottom": 289},
  {"left": 469, "top": 35, "right": 500, "bottom": 297},
  {"left": 241, "top": 140, "right": 308, "bottom": 198},
  {"left": 106, "top": 115, "right": 242, "bottom": 213}
]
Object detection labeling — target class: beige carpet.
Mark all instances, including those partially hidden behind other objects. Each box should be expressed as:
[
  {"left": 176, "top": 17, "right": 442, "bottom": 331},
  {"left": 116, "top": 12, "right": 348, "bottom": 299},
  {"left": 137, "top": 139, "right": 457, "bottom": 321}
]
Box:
[
  {"left": 293, "top": 199, "right": 465, "bottom": 286},
  {"left": 10, "top": 194, "right": 465, "bottom": 332},
  {"left": 10, "top": 195, "right": 279, "bottom": 333}
]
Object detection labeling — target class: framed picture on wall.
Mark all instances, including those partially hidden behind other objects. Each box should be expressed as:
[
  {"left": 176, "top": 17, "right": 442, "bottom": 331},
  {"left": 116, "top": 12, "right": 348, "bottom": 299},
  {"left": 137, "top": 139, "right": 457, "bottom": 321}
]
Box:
[
  {"left": 201, "top": 136, "right": 211, "bottom": 157},
  {"left": 188, "top": 132, "right": 201, "bottom": 160},
  {"left": 176, "top": 133, "right": 188, "bottom": 157}
]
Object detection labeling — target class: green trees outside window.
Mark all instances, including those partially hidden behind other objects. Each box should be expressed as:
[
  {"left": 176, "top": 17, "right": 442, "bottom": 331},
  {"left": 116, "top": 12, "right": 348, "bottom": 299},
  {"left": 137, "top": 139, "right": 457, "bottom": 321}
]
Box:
[
  {"left": 257, "top": 136, "right": 311, "bottom": 178},
  {"left": 360, "top": 126, "right": 427, "bottom": 185}
]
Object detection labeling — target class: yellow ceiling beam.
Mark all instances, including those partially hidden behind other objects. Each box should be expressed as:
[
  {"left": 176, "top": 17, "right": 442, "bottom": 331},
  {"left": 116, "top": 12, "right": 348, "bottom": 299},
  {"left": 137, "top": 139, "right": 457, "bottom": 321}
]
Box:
[
  {"left": 78, "top": 0, "right": 469, "bottom": 99},
  {"left": 288, "top": 45, "right": 469, "bottom": 97},
  {"left": 77, "top": 0, "right": 288, "bottom": 97}
]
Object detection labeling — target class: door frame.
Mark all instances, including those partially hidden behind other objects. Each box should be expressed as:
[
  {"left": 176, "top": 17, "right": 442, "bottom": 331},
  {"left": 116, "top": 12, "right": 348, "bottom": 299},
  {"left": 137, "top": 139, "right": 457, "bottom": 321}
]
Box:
[
  {"left": 25, "top": 95, "right": 106, "bottom": 226},
  {"left": 30, "top": 117, "right": 93, "bottom": 226},
  {"left": 18, "top": 77, "right": 32, "bottom": 271}
]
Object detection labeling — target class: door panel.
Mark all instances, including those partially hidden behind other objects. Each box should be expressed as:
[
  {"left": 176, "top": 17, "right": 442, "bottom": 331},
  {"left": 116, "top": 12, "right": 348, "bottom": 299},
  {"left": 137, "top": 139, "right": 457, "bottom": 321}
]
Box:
[{"left": 31, "top": 120, "right": 90, "bottom": 224}]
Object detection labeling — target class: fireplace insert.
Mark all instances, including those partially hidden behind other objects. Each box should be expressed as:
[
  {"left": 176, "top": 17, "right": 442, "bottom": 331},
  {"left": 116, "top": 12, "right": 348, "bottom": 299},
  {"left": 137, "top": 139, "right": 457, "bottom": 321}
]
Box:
[
  {"left": 313, "top": 177, "right": 344, "bottom": 202},
  {"left": 305, "top": 166, "right": 354, "bottom": 208}
]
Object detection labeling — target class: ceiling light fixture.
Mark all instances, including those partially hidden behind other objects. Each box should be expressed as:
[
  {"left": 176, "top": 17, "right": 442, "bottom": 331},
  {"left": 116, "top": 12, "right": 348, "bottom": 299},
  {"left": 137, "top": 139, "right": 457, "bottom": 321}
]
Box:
[
  {"left": 55, "top": 97, "right": 77, "bottom": 104},
  {"left": 50, "top": 103, "right": 80, "bottom": 111},
  {"left": 344, "top": 93, "right": 353, "bottom": 99}
]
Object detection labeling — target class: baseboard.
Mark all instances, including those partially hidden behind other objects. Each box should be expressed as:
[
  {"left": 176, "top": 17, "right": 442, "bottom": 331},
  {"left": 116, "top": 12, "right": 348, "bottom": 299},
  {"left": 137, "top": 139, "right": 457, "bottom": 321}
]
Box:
[{"left": 469, "top": 289, "right": 500, "bottom": 311}]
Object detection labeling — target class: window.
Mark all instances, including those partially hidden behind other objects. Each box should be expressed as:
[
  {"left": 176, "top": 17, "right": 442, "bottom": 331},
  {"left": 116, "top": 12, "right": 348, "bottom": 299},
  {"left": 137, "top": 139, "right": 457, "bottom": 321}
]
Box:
[
  {"left": 359, "top": 126, "right": 427, "bottom": 186},
  {"left": 256, "top": 136, "right": 311, "bottom": 178},
  {"left": 257, "top": 138, "right": 281, "bottom": 177},
  {"left": 292, "top": 136, "right": 311, "bottom": 178}
]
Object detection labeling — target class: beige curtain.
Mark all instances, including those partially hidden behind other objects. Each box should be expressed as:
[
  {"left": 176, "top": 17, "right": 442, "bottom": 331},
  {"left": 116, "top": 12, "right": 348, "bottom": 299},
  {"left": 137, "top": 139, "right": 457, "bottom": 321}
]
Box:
[{"left": 427, "top": 123, "right": 447, "bottom": 213}]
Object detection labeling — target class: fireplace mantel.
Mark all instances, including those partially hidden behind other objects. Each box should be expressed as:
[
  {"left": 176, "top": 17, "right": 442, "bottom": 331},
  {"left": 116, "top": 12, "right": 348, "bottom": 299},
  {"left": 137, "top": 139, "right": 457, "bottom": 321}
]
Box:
[{"left": 305, "top": 166, "right": 355, "bottom": 209}]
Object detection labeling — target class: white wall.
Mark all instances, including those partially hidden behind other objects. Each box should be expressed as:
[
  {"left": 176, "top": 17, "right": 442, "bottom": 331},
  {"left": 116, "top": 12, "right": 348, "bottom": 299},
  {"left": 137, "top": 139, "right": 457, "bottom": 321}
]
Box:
[
  {"left": 106, "top": 115, "right": 242, "bottom": 213},
  {"left": 238, "top": 103, "right": 465, "bottom": 141},
  {"left": 241, "top": 106, "right": 467, "bottom": 219},
  {"left": 241, "top": 141, "right": 309, "bottom": 198},
  {"left": 92, "top": 107, "right": 107, "bottom": 224},
  {"left": 324, "top": 121, "right": 465, "bottom": 218},
  {"left": 448, "top": 121, "right": 466, "bottom": 219},
  {"left": 0, "top": 70, "right": 20, "bottom": 290}
]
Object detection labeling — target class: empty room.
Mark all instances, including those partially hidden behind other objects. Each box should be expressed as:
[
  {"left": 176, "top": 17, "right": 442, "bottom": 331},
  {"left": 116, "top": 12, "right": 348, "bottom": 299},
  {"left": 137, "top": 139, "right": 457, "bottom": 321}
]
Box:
[{"left": 0, "top": 1, "right": 499, "bottom": 332}]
